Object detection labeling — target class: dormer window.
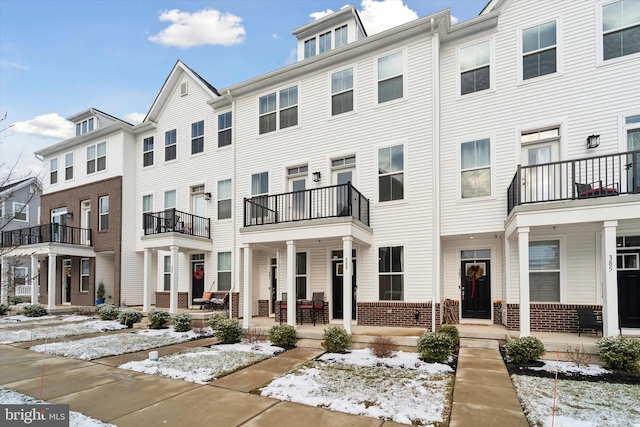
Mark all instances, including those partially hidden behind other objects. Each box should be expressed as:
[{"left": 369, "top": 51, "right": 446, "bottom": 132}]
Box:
[
  {"left": 319, "top": 31, "right": 332, "bottom": 54},
  {"left": 75, "top": 118, "right": 95, "bottom": 136},
  {"left": 304, "top": 38, "right": 316, "bottom": 59},
  {"left": 335, "top": 25, "right": 348, "bottom": 48}
]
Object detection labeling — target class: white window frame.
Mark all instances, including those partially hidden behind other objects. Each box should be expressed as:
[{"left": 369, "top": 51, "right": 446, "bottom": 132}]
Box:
[
  {"left": 217, "top": 251, "right": 232, "bottom": 291},
  {"left": 319, "top": 31, "right": 332, "bottom": 54},
  {"left": 76, "top": 117, "right": 95, "bottom": 136},
  {"left": 330, "top": 66, "right": 355, "bottom": 117},
  {"left": 87, "top": 142, "right": 106, "bottom": 174},
  {"left": 457, "top": 38, "right": 493, "bottom": 97},
  {"left": 459, "top": 138, "right": 493, "bottom": 200},
  {"left": 99, "top": 196, "right": 109, "bottom": 231},
  {"left": 217, "top": 112, "right": 232, "bottom": 148},
  {"left": 517, "top": 18, "right": 563, "bottom": 84},
  {"left": 191, "top": 120, "right": 205, "bottom": 155},
  {"left": 143, "top": 136, "right": 154, "bottom": 167},
  {"left": 295, "top": 251, "right": 309, "bottom": 300},
  {"left": 13, "top": 202, "right": 28, "bottom": 222},
  {"left": 528, "top": 237, "right": 566, "bottom": 303},
  {"left": 50, "top": 158, "right": 58, "bottom": 185},
  {"left": 12, "top": 266, "right": 28, "bottom": 288},
  {"left": 165, "top": 129, "right": 177, "bottom": 162},
  {"left": 304, "top": 37, "right": 316, "bottom": 58},
  {"left": 596, "top": 0, "right": 640, "bottom": 66},
  {"left": 164, "top": 190, "right": 176, "bottom": 210},
  {"left": 376, "top": 142, "right": 406, "bottom": 204},
  {"left": 378, "top": 245, "right": 404, "bottom": 301},
  {"left": 80, "top": 258, "right": 90, "bottom": 292},
  {"left": 65, "top": 152, "right": 73, "bottom": 181},
  {"left": 142, "top": 194, "right": 154, "bottom": 230},
  {"left": 258, "top": 85, "right": 299, "bottom": 135},
  {"left": 375, "top": 49, "right": 406, "bottom": 105},
  {"left": 217, "top": 179, "right": 232, "bottom": 220},
  {"left": 163, "top": 255, "right": 171, "bottom": 291},
  {"left": 335, "top": 25, "right": 348, "bottom": 48}
]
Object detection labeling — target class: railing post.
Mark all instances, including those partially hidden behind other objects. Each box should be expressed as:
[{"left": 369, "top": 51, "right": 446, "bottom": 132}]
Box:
[
  {"left": 348, "top": 183, "right": 353, "bottom": 217},
  {"left": 571, "top": 159, "right": 576, "bottom": 199}
]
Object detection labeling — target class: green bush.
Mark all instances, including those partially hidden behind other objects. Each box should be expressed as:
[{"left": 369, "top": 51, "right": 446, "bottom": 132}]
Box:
[
  {"left": 504, "top": 336, "right": 546, "bottom": 364},
  {"left": 22, "top": 304, "right": 47, "bottom": 318},
  {"left": 268, "top": 324, "right": 298, "bottom": 347},
  {"left": 216, "top": 318, "right": 243, "bottom": 344},
  {"left": 207, "top": 312, "right": 227, "bottom": 330},
  {"left": 322, "top": 326, "right": 352, "bottom": 353},
  {"left": 118, "top": 310, "right": 142, "bottom": 328},
  {"left": 436, "top": 325, "right": 460, "bottom": 345},
  {"left": 97, "top": 304, "right": 119, "bottom": 321},
  {"left": 0, "top": 303, "right": 9, "bottom": 315},
  {"left": 173, "top": 312, "right": 192, "bottom": 332},
  {"left": 597, "top": 336, "right": 640, "bottom": 372},
  {"left": 148, "top": 310, "right": 171, "bottom": 329},
  {"left": 417, "top": 332, "right": 455, "bottom": 363}
]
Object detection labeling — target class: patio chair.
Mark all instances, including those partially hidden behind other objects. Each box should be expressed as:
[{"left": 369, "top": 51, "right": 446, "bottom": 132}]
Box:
[
  {"left": 209, "top": 292, "right": 229, "bottom": 311},
  {"left": 298, "top": 292, "right": 326, "bottom": 326},
  {"left": 576, "top": 307, "right": 603, "bottom": 337},
  {"left": 277, "top": 292, "right": 288, "bottom": 325},
  {"left": 193, "top": 292, "right": 213, "bottom": 310}
]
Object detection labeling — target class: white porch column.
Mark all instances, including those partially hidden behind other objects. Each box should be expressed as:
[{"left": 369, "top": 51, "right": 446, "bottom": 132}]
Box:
[
  {"left": 30, "top": 255, "right": 39, "bottom": 304},
  {"left": 48, "top": 254, "right": 57, "bottom": 309},
  {"left": 0, "top": 257, "right": 7, "bottom": 305},
  {"left": 169, "top": 245, "right": 179, "bottom": 314},
  {"left": 517, "top": 227, "right": 530, "bottom": 337},
  {"left": 143, "top": 249, "right": 152, "bottom": 312},
  {"left": 342, "top": 237, "right": 353, "bottom": 334},
  {"left": 243, "top": 245, "right": 253, "bottom": 329},
  {"left": 602, "top": 220, "right": 619, "bottom": 337},
  {"left": 286, "top": 240, "right": 296, "bottom": 327}
]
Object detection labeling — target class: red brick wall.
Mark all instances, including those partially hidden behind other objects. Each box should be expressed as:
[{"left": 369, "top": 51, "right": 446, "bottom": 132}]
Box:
[
  {"left": 357, "top": 302, "right": 437, "bottom": 330},
  {"left": 258, "top": 300, "right": 269, "bottom": 317},
  {"left": 155, "top": 292, "right": 189, "bottom": 309},
  {"left": 493, "top": 301, "right": 503, "bottom": 325},
  {"left": 506, "top": 303, "right": 602, "bottom": 332}
]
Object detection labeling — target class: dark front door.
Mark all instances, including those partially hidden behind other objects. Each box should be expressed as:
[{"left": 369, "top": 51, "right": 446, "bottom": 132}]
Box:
[
  {"left": 63, "top": 259, "right": 72, "bottom": 303},
  {"left": 332, "top": 256, "right": 356, "bottom": 320},
  {"left": 461, "top": 260, "right": 491, "bottom": 319},
  {"left": 192, "top": 262, "right": 204, "bottom": 298},
  {"left": 618, "top": 269, "right": 640, "bottom": 328},
  {"left": 270, "top": 259, "right": 277, "bottom": 314}
]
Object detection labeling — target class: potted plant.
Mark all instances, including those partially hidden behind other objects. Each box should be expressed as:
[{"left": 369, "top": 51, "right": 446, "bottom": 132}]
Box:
[{"left": 96, "top": 281, "right": 105, "bottom": 305}]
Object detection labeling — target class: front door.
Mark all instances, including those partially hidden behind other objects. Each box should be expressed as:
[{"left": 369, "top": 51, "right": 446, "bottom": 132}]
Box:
[
  {"left": 333, "top": 168, "right": 354, "bottom": 217},
  {"left": 520, "top": 128, "right": 559, "bottom": 202},
  {"left": 461, "top": 257, "right": 491, "bottom": 319},
  {"left": 618, "top": 248, "right": 640, "bottom": 328},
  {"left": 62, "top": 259, "right": 72, "bottom": 304},
  {"left": 51, "top": 208, "right": 68, "bottom": 243},
  {"left": 332, "top": 250, "right": 356, "bottom": 320},
  {"left": 192, "top": 189, "right": 206, "bottom": 235},
  {"left": 289, "top": 178, "right": 306, "bottom": 221},
  {"left": 270, "top": 258, "right": 277, "bottom": 314},
  {"left": 81, "top": 200, "right": 91, "bottom": 245},
  {"left": 191, "top": 254, "right": 205, "bottom": 299}
]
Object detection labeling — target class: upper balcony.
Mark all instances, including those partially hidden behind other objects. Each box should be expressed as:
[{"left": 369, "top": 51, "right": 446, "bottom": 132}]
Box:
[
  {"left": 143, "top": 209, "right": 211, "bottom": 239},
  {"left": 243, "top": 183, "right": 370, "bottom": 228},
  {"left": 1, "top": 224, "right": 92, "bottom": 248},
  {"left": 507, "top": 150, "right": 640, "bottom": 215}
]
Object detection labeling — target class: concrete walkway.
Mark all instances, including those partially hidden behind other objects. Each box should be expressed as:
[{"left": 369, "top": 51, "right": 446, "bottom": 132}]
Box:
[{"left": 449, "top": 338, "right": 529, "bottom": 427}]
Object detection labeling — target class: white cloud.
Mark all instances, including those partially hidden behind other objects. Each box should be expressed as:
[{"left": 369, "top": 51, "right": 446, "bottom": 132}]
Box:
[
  {"left": 451, "top": 15, "right": 459, "bottom": 25},
  {"left": 310, "top": 9, "right": 335, "bottom": 20},
  {"left": 12, "top": 113, "right": 74, "bottom": 140},
  {"left": 272, "top": 33, "right": 279, "bottom": 39},
  {"left": 358, "top": 0, "right": 418, "bottom": 35},
  {"left": 149, "top": 8, "right": 246, "bottom": 48},
  {"left": 124, "top": 112, "right": 145, "bottom": 125},
  {"left": 0, "top": 61, "right": 29, "bottom": 70},
  {"left": 284, "top": 48, "right": 297, "bottom": 66}
]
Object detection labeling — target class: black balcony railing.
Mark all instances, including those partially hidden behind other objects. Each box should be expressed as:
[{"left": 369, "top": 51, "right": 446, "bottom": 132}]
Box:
[
  {"left": 0, "top": 224, "right": 92, "bottom": 248},
  {"left": 244, "top": 182, "right": 370, "bottom": 227},
  {"left": 143, "top": 209, "right": 210, "bottom": 239},
  {"left": 508, "top": 150, "right": 640, "bottom": 214}
]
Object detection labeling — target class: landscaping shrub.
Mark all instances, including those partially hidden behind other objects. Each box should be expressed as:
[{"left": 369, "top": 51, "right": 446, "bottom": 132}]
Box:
[
  {"left": 597, "top": 336, "right": 640, "bottom": 372},
  {"left": 322, "top": 326, "right": 352, "bottom": 353},
  {"left": 22, "top": 304, "right": 47, "bottom": 318},
  {"left": 172, "top": 312, "right": 192, "bottom": 332},
  {"left": 216, "top": 318, "right": 243, "bottom": 344},
  {"left": 118, "top": 310, "right": 142, "bottom": 328},
  {"left": 148, "top": 310, "right": 171, "bottom": 329},
  {"left": 0, "top": 304, "right": 9, "bottom": 315},
  {"left": 97, "top": 304, "right": 119, "bottom": 321},
  {"left": 207, "top": 312, "right": 227, "bottom": 330},
  {"left": 369, "top": 336, "right": 398, "bottom": 358},
  {"left": 504, "top": 336, "right": 546, "bottom": 364},
  {"left": 242, "top": 326, "right": 268, "bottom": 344},
  {"left": 268, "top": 324, "right": 298, "bottom": 347},
  {"left": 417, "top": 332, "right": 455, "bottom": 363},
  {"left": 436, "top": 324, "right": 460, "bottom": 345}
]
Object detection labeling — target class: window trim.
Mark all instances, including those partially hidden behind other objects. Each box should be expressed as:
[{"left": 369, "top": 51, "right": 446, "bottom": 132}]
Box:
[
  {"left": 142, "top": 193, "right": 154, "bottom": 230},
  {"left": 165, "top": 129, "right": 177, "bottom": 162},
  {"left": 191, "top": 120, "right": 205, "bottom": 155},
  {"left": 217, "top": 179, "right": 232, "bottom": 220},
  {"left": 375, "top": 49, "right": 407, "bottom": 105},
  {"left": 217, "top": 111, "right": 232, "bottom": 148},
  {"left": 459, "top": 138, "right": 494, "bottom": 201},
  {"left": 304, "top": 37, "right": 317, "bottom": 59},
  {"left": 295, "top": 250, "right": 309, "bottom": 300},
  {"left": 143, "top": 136, "right": 154, "bottom": 167},
  {"left": 457, "top": 38, "right": 494, "bottom": 97},
  {"left": 376, "top": 142, "right": 406, "bottom": 204},
  {"left": 596, "top": 0, "right": 640, "bottom": 65},
  {"left": 80, "top": 258, "right": 90, "bottom": 293},
  {"left": 50, "top": 158, "right": 58, "bottom": 185},
  {"left": 329, "top": 65, "right": 356, "bottom": 117},
  {"left": 163, "top": 255, "right": 171, "bottom": 291},
  {"left": 335, "top": 24, "right": 348, "bottom": 48},
  {"left": 87, "top": 142, "right": 107, "bottom": 175},
  {"left": 64, "top": 152, "right": 74, "bottom": 181},
  {"left": 217, "top": 251, "right": 232, "bottom": 291},
  {"left": 13, "top": 202, "right": 28, "bottom": 222},
  {"left": 517, "top": 17, "right": 563, "bottom": 85},
  {"left": 98, "top": 196, "right": 109, "bottom": 231},
  {"left": 378, "top": 245, "right": 404, "bottom": 301},
  {"left": 257, "top": 85, "right": 300, "bottom": 135},
  {"left": 528, "top": 236, "right": 566, "bottom": 303}
]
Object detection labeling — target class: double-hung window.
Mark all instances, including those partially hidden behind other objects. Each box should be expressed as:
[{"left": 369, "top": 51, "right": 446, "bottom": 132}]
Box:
[
  {"left": 296, "top": 252, "right": 307, "bottom": 300},
  {"left": 65, "top": 153, "right": 73, "bottom": 180},
  {"left": 460, "top": 40, "right": 490, "bottom": 95},
  {"left": 76, "top": 118, "right": 94, "bottom": 136},
  {"left": 379, "top": 246, "right": 403, "bottom": 300},
  {"left": 50, "top": 158, "right": 58, "bottom": 185},
  {"left": 163, "top": 256, "right": 171, "bottom": 291},
  {"left": 602, "top": 0, "right": 640, "bottom": 60},
  {"left": 279, "top": 86, "right": 298, "bottom": 129},
  {"left": 165, "top": 129, "right": 177, "bottom": 161},
  {"left": 99, "top": 196, "right": 109, "bottom": 231},
  {"left": 461, "top": 139, "right": 491, "bottom": 198},
  {"left": 378, "top": 145, "right": 404, "bottom": 202},
  {"left": 304, "top": 37, "right": 316, "bottom": 58},
  {"left": 331, "top": 68, "right": 354, "bottom": 115},
  {"left": 259, "top": 86, "right": 298, "bottom": 134},
  {"left": 80, "top": 259, "right": 90, "bottom": 292},
  {"left": 529, "top": 240, "right": 561, "bottom": 302},
  {"left": 218, "top": 112, "right": 232, "bottom": 147},
  {"left": 250, "top": 172, "right": 269, "bottom": 222},
  {"left": 217, "top": 179, "right": 232, "bottom": 219},
  {"left": 377, "top": 51, "right": 404, "bottom": 103},
  {"left": 87, "top": 142, "right": 106, "bottom": 174},
  {"left": 142, "top": 194, "right": 154, "bottom": 230},
  {"left": 319, "top": 31, "right": 332, "bottom": 53},
  {"left": 191, "top": 120, "right": 204, "bottom": 154},
  {"left": 522, "top": 21, "right": 557, "bottom": 80},
  {"left": 335, "top": 25, "right": 348, "bottom": 48},
  {"left": 143, "top": 136, "right": 154, "bottom": 167},
  {"left": 217, "top": 252, "right": 232, "bottom": 291},
  {"left": 13, "top": 202, "right": 27, "bottom": 222}
]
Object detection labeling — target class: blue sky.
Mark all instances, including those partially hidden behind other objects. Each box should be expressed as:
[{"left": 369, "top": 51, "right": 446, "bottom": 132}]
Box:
[{"left": 0, "top": 0, "right": 488, "bottom": 178}]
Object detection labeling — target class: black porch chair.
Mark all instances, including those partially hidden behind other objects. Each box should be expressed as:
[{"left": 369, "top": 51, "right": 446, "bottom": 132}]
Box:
[{"left": 576, "top": 307, "right": 603, "bottom": 337}]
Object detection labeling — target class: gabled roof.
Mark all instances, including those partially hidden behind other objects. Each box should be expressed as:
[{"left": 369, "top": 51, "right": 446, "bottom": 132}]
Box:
[
  {"left": 292, "top": 5, "right": 367, "bottom": 40},
  {"left": 0, "top": 176, "right": 40, "bottom": 197},
  {"left": 144, "top": 60, "right": 220, "bottom": 123},
  {"left": 66, "top": 108, "right": 133, "bottom": 126}
]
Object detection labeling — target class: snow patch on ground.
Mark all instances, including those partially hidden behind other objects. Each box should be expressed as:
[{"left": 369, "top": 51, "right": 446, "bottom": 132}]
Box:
[
  {"left": 527, "top": 360, "right": 610, "bottom": 376},
  {"left": 0, "top": 320, "right": 127, "bottom": 344}
]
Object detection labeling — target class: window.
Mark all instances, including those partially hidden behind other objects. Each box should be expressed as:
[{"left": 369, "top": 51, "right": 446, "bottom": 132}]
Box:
[
  {"left": 529, "top": 240, "right": 560, "bottom": 302},
  {"left": 218, "top": 252, "right": 231, "bottom": 291},
  {"left": 143, "top": 136, "right": 154, "bottom": 167},
  {"left": 460, "top": 40, "right": 490, "bottom": 95},
  {"left": 332, "top": 155, "right": 356, "bottom": 167},
  {"left": 378, "top": 51, "right": 404, "bottom": 103},
  {"left": 164, "top": 190, "right": 176, "bottom": 209},
  {"left": 304, "top": 37, "right": 316, "bottom": 58},
  {"left": 331, "top": 68, "right": 354, "bottom": 115},
  {"left": 99, "top": 196, "right": 109, "bottom": 231},
  {"left": 461, "top": 139, "right": 491, "bottom": 198},
  {"left": 296, "top": 252, "right": 307, "bottom": 299},
  {"left": 259, "top": 86, "right": 298, "bottom": 134},
  {"left": 191, "top": 120, "right": 204, "bottom": 154},
  {"left": 163, "top": 255, "right": 171, "bottom": 291},
  {"left": 602, "top": 0, "right": 640, "bottom": 60},
  {"left": 165, "top": 129, "right": 177, "bottom": 161},
  {"left": 80, "top": 259, "right": 89, "bottom": 292},
  {"left": 378, "top": 145, "right": 404, "bottom": 202},
  {"left": 251, "top": 172, "right": 268, "bottom": 220},
  {"left": 142, "top": 194, "right": 153, "bottom": 230},
  {"left": 218, "top": 112, "right": 232, "bottom": 147},
  {"left": 379, "top": 246, "right": 403, "bottom": 300},
  {"left": 625, "top": 115, "right": 640, "bottom": 192},
  {"left": 335, "top": 25, "right": 348, "bottom": 48},
  {"left": 50, "top": 158, "right": 58, "bottom": 184},
  {"left": 319, "top": 31, "right": 331, "bottom": 53},
  {"left": 13, "top": 267, "right": 27, "bottom": 289},
  {"left": 65, "top": 153, "right": 73, "bottom": 180},
  {"left": 522, "top": 21, "right": 557, "bottom": 80},
  {"left": 13, "top": 202, "right": 27, "bottom": 222},
  {"left": 75, "top": 118, "right": 94, "bottom": 136},
  {"left": 217, "top": 179, "right": 232, "bottom": 219},
  {"left": 87, "top": 142, "right": 106, "bottom": 174}
]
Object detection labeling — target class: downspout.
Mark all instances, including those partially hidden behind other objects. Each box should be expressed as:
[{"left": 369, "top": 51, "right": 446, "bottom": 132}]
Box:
[
  {"left": 228, "top": 89, "right": 236, "bottom": 320},
  {"left": 431, "top": 17, "right": 441, "bottom": 333}
]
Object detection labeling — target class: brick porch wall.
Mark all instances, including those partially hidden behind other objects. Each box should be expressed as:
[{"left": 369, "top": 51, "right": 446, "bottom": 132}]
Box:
[
  {"left": 506, "top": 303, "right": 603, "bottom": 333},
  {"left": 155, "top": 292, "right": 189, "bottom": 309},
  {"left": 357, "top": 302, "right": 438, "bottom": 331},
  {"left": 258, "top": 300, "right": 269, "bottom": 317},
  {"left": 493, "top": 301, "right": 503, "bottom": 325}
]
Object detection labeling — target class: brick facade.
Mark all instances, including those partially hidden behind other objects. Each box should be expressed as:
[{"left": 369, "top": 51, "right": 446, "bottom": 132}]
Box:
[
  {"left": 258, "top": 300, "right": 269, "bottom": 317},
  {"left": 274, "top": 302, "right": 329, "bottom": 325},
  {"left": 357, "top": 302, "right": 439, "bottom": 331},
  {"left": 155, "top": 292, "right": 190, "bottom": 309},
  {"left": 493, "top": 301, "right": 503, "bottom": 325},
  {"left": 505, "top": 303, "right": 603, "bottom": 333}
]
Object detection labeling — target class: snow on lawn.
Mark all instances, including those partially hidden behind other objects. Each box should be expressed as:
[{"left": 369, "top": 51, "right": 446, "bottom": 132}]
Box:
[
  {"left": 29, "top": 327, "right": 213, "bottom": 360},
  {"left": 512, "top": 375, "right": 640, "bottom": 427},
  {"left": 260, "top": 349, "right": 454, "bottom": 426},
  {"left": 119, "top": 342, "right": 284, "bottom": 384},
  {"left": 0, "top": 315, "right": 61, "bottom": 329},
  {"left": 0, "top": 388, "right": 115, "bottom": 427},
  {"left": 0, "top": 320, "right": 127, "bottom": 344},
  {"left": 527, "top": 360, "right": 610, "bottom": 376}
]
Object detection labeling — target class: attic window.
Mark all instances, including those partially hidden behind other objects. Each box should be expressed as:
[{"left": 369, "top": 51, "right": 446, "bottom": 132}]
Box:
[{"left": 180, "top": 82, "right": 188, "bottom": 96}]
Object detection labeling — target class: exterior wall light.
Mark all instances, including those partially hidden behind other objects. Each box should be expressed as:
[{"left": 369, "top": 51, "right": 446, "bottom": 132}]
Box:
[
  {"left": 312, "top": 171, "right": 321, "bottom": 182},
  {"left": 587, "top": 134, "right": 600, "bottom": 149}
]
